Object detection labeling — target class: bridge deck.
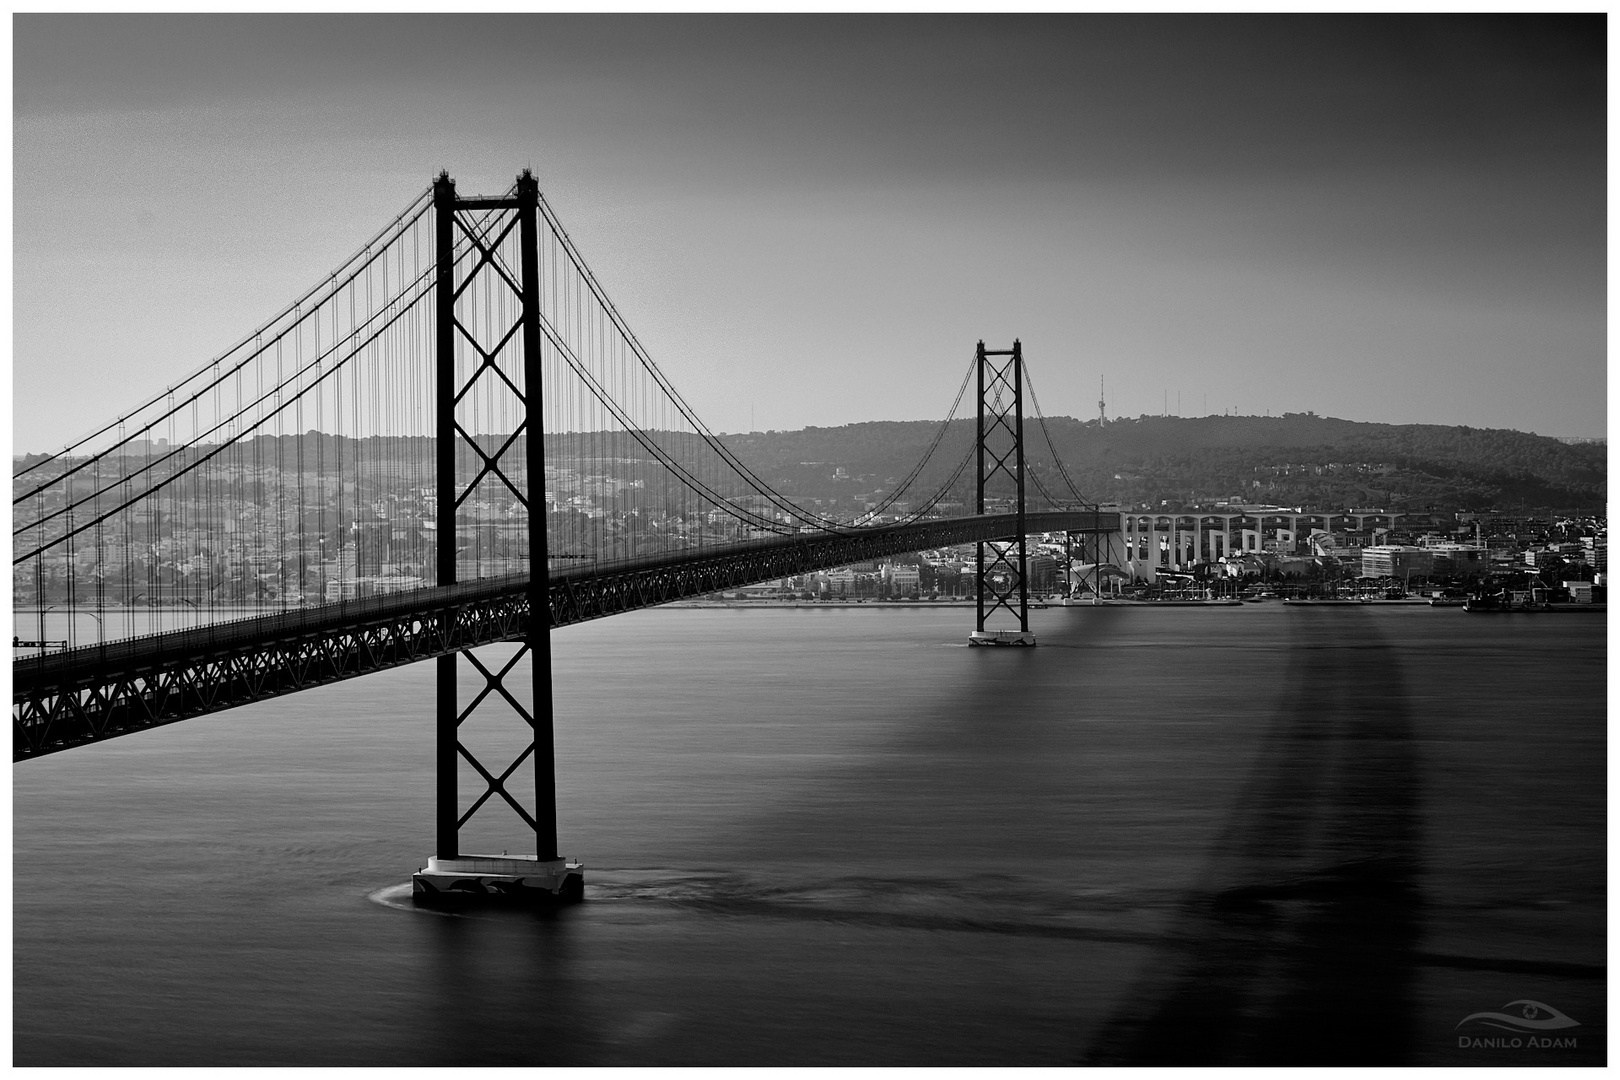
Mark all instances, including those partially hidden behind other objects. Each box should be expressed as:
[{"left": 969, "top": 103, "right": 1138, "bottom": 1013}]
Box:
[{"left": 15, "top": 510, "right": 1113, "bottom": 759}]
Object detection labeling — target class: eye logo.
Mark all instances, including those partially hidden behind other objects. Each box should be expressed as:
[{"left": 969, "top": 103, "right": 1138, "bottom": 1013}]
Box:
[{"left": 1457, "top": 1000, "right": 1580, "bottom": 1033}]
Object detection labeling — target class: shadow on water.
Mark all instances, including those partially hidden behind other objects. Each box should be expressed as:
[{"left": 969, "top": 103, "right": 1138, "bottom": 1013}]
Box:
[
  {"left": 717, "top": 605, "right": 1134, "bottom": 868},
  {"left": 1083, "top": 607, "right": 1423, "bottom": 1066}
]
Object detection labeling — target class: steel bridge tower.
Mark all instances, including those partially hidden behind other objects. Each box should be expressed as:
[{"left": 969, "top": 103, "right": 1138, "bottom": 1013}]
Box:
[
  {"left": 970, "top": 340, "right": 1036, "bottom": 646},
  {"left": 412, "top": 171, "right": 583, "bottom": 903}
]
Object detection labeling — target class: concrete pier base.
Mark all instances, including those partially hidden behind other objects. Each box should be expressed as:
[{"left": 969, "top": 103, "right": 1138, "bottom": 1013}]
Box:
[
  {"left": 968, "top": 629, "right": 1037, "bottom": 646},
  {"left": 412, "top": 855, "right": 584, "bottom": 905}
]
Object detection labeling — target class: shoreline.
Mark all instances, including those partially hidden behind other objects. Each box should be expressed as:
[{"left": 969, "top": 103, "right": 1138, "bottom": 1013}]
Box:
[
  {"left": 661, "top": 599, "right": 1002, "bottom": 609},
  {"left": 655, "top": 598, "right": 1200, "bottom": 609}
]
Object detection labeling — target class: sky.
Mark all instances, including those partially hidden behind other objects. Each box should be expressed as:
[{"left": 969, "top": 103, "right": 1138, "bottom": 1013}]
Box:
[{"left": 12, "top": 14, "right": 1608, "bottom": 454}]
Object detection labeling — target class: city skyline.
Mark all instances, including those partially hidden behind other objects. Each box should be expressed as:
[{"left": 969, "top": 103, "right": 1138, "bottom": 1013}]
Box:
[{"left": 13, "top": 14, "right": 1607, "bottom": 455}]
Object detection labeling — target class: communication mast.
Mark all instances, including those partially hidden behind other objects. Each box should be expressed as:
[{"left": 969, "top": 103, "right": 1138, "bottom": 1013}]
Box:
[{"left": 1098, "top": 375, "right": 1108, "bottom": 426}]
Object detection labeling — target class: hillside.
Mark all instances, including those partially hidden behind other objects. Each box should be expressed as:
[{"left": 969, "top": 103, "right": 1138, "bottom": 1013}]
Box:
[
  {"left": 718, "top": 413, "right": 1607, "bottom": 513},
  {"left": 16, "top": 413, "right": 1603, "bottom": 516}
]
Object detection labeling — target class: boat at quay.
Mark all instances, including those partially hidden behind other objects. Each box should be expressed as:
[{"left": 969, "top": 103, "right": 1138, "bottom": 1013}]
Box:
[
  {"left": 1096, "top": 598, "right": 1244, "bottom": 607},
  {"left": 1282, "top": 596, "right": 1435, "bottom": 605},
  {"left": 1463, "top": 594, "right": 1606, "bottom": 614}
]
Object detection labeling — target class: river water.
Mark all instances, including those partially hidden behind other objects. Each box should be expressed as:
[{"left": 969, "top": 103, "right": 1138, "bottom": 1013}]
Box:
[{"left": 13, "top": 603, "right": 1606, "bottom": 1065}]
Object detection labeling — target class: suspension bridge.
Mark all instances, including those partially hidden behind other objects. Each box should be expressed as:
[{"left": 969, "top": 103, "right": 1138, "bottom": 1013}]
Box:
[{"left": 13, "top": 170, "right": 1113, "bottom": 901}]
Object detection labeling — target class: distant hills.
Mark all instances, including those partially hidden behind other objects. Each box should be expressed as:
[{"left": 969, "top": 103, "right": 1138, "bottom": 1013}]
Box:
[
  {"left": 15, "top": 412, "right": 1604, "bottom": 516},
  {"left": 718, "top": 413, "right": 1608, "bottom": 513}
]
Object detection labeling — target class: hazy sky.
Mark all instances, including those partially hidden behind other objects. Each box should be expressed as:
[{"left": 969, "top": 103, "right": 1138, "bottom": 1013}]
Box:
[{"left": 12, "top": 14, "right": 1607, "bottom": 452}]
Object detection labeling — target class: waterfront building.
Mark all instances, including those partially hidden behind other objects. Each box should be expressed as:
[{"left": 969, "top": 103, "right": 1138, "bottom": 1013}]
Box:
[
  {"left": 1418, "top": 541, "right": 1489, "bottom": 577},
  {"left": 825, "top": 568, "right": 857, "bottom": 596},
  {"left": 1564, "top": 581, "right": 1596, "bottom": 604},
  {"left": 884, "top": 564, "right": 921, "bottom": 594},
  {"left": 1361, "top": 545, "right": 1435, "bottom": 580}
]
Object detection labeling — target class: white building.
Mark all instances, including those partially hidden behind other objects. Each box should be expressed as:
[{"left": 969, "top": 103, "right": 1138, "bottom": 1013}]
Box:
[
  {"left": 884, "top": 564, "right": 921, "bottom": 593},
  {"left": 1361, "top": 545, "right": 1434, "bottom": 580}
]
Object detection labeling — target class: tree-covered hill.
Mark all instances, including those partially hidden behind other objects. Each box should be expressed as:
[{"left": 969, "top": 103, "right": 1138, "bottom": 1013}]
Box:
[
  {"left": 718, "top": 413, "right": 1607, "bottom": 513},
  {"left": 15, "top": 413, "right": 1604, "bottom": 517}
]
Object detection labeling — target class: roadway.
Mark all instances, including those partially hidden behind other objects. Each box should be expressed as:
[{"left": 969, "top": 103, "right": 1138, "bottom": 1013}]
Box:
[{"left": 14, "top": 510, "right": 1113, "bottom": 760}]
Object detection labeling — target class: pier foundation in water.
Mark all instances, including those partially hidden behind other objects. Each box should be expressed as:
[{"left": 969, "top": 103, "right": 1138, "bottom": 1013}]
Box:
[
  {"left": 413, "top": 855, "right": 584, "bottom": 905},
  {"left": 968, "top": 629, "right": 1037, "bottom": 646}
]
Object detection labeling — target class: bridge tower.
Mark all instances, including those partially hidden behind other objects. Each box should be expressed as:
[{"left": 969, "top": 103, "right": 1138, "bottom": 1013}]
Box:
[
  {"left": 969, "top": 340, "right": 1037, "bottom": 646},
  {"left": 412, "top": 171, "right": 583, "bottom": 903}
]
